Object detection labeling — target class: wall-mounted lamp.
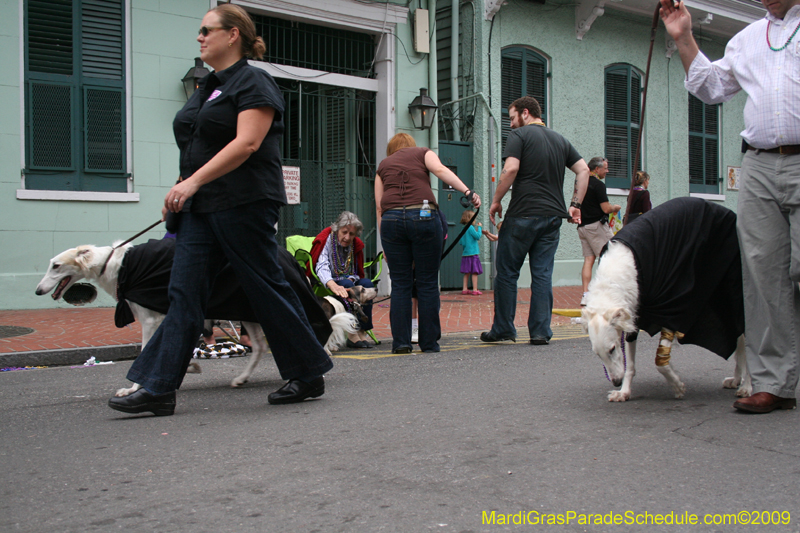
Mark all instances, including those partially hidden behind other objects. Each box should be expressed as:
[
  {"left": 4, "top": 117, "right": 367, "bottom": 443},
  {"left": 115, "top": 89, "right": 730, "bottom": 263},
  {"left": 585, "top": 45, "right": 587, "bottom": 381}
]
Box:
[
  {"left": 408, "top": 88, "right": 438, "bottom": 130},
  {"left": 181, "top": 57, "right": 210, "bottom": 100}
]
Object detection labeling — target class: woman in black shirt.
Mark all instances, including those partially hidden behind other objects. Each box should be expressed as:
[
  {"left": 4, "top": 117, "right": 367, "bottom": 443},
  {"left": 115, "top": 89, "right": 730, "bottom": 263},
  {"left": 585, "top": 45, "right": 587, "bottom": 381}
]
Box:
[{"left": 109, "top": 4, "right": 332, "bottom": 416}]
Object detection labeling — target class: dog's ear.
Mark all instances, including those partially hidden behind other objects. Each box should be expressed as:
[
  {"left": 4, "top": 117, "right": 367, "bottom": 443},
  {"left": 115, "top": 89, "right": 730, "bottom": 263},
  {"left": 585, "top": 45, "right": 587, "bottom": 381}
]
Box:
[
  {"left": 605, "top": 308, "right": 634, "bottom": 332},
  {"left": 75, "top": 247, "right": 94, "bottom": 268}
]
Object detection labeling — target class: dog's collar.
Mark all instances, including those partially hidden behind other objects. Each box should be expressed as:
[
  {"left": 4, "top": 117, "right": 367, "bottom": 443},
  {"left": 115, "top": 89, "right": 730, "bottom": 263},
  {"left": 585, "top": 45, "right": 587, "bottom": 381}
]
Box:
[
  {"left": 99, "top": 219, "right": 164, "bottom": 277},
  {"left": 99, "top": 249, "right": 117, "bottom": 277},
  {"left": 603, "top": 331, "right": 628, "bottom": 382}
]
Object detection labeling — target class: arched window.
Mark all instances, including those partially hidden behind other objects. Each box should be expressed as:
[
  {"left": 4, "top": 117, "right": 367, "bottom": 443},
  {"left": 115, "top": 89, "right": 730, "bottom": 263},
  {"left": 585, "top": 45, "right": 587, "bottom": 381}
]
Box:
[
  {"left": 605, "top": 64, "right": 642, "bottom": 189},
  {"left": 689, "top": 94, "right": 720, "bottom": 193},
  {"left": 501, "top": 47, "right": 549, "bottom": 148}
]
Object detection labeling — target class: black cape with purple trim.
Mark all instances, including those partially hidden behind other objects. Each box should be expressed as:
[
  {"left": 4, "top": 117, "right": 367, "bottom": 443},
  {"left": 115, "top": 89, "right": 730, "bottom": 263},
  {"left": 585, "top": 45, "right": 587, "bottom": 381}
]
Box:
[
  {"left": 609, "top": 197, "right": 744, "bottom": 358},
  {"left": 114, "top": 239, "right": 332, "bottom": 346}
]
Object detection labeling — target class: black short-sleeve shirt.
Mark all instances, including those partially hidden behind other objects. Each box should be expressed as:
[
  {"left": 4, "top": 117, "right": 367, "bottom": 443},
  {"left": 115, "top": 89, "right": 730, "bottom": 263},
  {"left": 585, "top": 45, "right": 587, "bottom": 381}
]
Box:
[
  {"left": 502, "top": 124, "right": 581, "bottom": 218},
  {"left": 579, "top": 176, "right": 610, "bottom": 227},
  {"left": 173, "top": 58, "right": 286, "bottom": 213}
]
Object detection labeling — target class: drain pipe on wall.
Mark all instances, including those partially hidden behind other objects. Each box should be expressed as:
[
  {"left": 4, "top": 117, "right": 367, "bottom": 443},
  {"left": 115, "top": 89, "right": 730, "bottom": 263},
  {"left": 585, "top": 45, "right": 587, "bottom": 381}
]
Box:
[
  {"left": 451, "top": 0, "right": 460, "bottom": 142},
  {"left": 666, "top": 55, "right": 673, "bottom": 200},
  {"left": 428, "top": 0, "right": 439, "bottom": 154}
]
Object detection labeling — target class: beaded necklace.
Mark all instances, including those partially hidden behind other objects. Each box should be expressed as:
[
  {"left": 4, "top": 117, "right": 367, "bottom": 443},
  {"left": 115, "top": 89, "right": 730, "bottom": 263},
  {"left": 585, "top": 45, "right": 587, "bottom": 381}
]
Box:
[
  {"left": 767, "top": 17, "right": 800, "bottom": 51},
  {"left": 330, "top": 233, "right": 355, "bottom": 279}
]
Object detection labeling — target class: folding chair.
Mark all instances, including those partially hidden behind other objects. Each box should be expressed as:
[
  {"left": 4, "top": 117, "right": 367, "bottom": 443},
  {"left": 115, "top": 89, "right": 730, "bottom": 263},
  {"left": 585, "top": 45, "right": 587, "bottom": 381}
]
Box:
[{"left": 286, "top": 234, "right": 383, "bottom": 345}]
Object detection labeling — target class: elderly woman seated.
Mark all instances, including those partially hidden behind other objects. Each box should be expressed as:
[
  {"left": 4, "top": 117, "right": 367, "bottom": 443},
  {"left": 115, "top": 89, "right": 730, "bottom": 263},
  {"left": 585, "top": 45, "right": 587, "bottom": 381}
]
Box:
[{"left": 310, "top": 211, "right": 375, "bottom": 348}]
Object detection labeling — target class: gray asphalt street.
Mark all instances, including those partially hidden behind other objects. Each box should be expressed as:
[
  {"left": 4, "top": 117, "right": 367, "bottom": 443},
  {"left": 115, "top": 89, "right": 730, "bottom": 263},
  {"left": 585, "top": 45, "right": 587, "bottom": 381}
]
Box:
[{"left": 1, "top": 333, "right": 798, "bottom": 533}]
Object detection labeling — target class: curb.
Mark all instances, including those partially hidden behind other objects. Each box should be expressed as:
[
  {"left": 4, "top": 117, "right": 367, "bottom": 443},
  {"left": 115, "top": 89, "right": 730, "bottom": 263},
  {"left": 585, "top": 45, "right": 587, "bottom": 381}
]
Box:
[{"left": 0, "top": 344, "right": 141, "bottom": 369}]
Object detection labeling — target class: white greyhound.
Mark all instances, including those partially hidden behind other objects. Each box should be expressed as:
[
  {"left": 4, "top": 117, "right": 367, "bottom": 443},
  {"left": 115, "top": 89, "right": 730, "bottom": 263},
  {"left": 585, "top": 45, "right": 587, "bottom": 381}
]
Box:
[
  {"left": 582, "top": 240, "right": 751, "bottom": 402},
  {"left": 35, "top": 242, "right": 361, "bottom": 396}
]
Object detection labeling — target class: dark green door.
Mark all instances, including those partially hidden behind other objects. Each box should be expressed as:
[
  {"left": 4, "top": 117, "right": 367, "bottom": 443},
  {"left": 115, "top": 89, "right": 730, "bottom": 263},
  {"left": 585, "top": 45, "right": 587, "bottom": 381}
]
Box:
[{"left": 438, "top": 141, "right": 474, "bottom": 290}]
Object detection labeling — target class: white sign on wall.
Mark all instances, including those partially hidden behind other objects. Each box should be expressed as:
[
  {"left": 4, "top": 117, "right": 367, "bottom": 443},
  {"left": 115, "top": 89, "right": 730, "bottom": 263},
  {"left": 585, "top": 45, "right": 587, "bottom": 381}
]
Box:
[{"left": 283, "top": 166, "right": 301, "bottom": 204}]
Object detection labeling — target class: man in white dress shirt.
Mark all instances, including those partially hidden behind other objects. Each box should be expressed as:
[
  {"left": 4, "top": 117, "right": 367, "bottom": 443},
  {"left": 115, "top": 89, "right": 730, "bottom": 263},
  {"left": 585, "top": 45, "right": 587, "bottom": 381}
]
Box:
[{"left": 660, "top": 0, "right": 800, "bottom": 413}]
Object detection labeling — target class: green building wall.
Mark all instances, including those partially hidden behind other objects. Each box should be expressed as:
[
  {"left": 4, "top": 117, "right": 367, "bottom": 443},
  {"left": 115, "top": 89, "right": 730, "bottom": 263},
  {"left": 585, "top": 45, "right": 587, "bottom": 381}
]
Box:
[
  {"left": 0, "top": 0, "right": 749, "bottom": 309},
  {"left": 0, "top": 0, "right": 210, "bottom": 309}
]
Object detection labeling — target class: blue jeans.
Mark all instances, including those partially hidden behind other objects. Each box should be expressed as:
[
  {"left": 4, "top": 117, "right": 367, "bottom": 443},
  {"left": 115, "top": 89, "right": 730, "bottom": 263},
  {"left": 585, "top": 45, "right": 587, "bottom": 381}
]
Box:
[
  {"left": 127, "top": 199, "right": 333, "bottom": 394},
  {"left": 333, "top": 277, "right": 374, "bottom": 330},
  {"left": 381, "top": 208, "right": 444, "bottom": 352},
  {"left": 489, "top": 215, "right": 562, "bottom": 340}
]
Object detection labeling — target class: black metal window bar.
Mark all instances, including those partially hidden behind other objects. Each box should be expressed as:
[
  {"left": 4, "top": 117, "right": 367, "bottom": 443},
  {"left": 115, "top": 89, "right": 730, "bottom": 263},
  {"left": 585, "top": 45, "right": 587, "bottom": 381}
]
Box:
[{"left": 252, "top": 14, "right": 377, "bottom": 78}]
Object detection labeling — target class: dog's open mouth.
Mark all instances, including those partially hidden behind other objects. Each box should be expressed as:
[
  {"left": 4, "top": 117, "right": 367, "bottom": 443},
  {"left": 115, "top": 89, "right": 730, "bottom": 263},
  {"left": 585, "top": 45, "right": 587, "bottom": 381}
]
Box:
[{"left": 52, "top": 276, "right": 72, "bottom": 300}]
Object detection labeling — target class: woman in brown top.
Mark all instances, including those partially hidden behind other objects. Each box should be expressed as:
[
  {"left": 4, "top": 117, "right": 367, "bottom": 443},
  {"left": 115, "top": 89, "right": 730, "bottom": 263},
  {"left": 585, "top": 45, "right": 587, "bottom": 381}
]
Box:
[{"left": 375, "top": 133, "right": 480, "bottom": 353}]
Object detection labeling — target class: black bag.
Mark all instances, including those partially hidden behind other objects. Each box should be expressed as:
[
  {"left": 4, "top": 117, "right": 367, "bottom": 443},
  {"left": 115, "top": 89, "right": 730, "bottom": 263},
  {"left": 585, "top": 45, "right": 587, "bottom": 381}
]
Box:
[{"left": 165, "top": 210, "right": 181, "bottom": 234}]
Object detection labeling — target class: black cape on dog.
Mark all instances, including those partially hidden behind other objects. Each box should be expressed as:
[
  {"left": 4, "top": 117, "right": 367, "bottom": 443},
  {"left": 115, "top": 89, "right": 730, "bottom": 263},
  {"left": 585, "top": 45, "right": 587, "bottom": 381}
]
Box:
[
  {"left": 114, "top": 239, "right": 332, "bottom": 345},
  {"left": 609, "top": 197, "right": 744, "bottom": 359}
]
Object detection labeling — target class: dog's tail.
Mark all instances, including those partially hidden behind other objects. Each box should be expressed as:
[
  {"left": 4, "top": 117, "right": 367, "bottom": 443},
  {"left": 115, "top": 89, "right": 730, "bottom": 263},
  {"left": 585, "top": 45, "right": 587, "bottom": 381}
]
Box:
[{"left": 325, "top": 312, "right": 359, "bottom": 354}]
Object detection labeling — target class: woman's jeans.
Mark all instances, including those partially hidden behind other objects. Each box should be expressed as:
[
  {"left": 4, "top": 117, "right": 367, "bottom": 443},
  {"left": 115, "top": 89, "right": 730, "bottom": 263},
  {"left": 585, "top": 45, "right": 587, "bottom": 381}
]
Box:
[
  {"left": 127, "top": 199, "right": 333, "bottom": 394},
  {"left": 489, "top": 215, "right": 562, "bottom": 341},
  {"left": 334, "top": 277, "right": 374, "bottom": 330},
  {"left": 381, "top": 208, "right": 444, "bottom": 352}
]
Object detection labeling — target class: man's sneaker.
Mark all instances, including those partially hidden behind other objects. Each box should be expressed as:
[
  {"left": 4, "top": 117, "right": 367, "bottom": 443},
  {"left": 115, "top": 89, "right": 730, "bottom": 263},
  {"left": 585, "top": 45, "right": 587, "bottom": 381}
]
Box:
[
  {"left": 580, "top": 292, "right": 588, "bottom": 306},
  {"left": 411, "top": 326, "right": 419, "bottom": 344}
]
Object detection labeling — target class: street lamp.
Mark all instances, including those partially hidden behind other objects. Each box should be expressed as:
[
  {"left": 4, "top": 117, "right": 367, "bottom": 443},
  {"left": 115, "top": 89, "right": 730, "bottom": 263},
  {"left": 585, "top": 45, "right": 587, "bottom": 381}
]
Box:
[
  {"left": 181, "top": 57, "right": 210, "bottom": 100},
  {"left": 408, "top": 88, "right": 438, "bottom": 130}
]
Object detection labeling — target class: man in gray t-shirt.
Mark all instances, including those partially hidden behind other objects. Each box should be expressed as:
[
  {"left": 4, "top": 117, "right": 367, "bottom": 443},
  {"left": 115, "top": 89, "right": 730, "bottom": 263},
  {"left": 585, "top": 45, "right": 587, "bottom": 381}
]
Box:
[{"left": 481, "top": 96, "right": 589, "bottom": 345}]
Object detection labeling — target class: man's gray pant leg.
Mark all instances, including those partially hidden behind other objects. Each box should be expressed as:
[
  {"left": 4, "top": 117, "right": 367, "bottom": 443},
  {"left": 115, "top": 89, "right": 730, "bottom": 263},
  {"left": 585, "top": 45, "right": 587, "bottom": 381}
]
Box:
[{"left": 737, "top": 151, "right": 800, "bottom": 398}]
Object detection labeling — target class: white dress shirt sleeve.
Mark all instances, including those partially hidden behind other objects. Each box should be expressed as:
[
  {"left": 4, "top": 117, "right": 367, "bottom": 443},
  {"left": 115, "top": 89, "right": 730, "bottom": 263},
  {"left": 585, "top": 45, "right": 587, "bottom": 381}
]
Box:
[
  {"left": 684, "top": 41, "right": 743, "bottom": 105},
  {"left": 316, "top": 236, "right": 334, "bottom": 287}
]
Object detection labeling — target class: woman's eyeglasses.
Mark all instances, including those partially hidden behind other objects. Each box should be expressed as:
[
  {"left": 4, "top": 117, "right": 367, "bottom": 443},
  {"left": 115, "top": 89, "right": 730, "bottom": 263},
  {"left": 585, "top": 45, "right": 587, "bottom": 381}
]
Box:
[{"left": 198, "top": 26, "right": 226, "bottom": 36}]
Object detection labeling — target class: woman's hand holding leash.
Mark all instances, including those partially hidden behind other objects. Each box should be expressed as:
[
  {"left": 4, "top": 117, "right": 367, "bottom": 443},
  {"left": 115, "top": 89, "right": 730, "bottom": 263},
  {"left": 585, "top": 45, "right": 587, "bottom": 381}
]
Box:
[
  {"left": 165, "top": 177, "right": 200, "bottom": 213},
  {"left": 464, "top": 189, "right": 481, "bottom": 208}
]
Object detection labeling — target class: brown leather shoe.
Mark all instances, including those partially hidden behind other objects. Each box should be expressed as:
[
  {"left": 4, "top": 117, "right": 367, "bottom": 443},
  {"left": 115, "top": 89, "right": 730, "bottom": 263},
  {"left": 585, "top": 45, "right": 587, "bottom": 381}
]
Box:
[{"left": 733, "top": 392, "right": 797, "bottom": 414}]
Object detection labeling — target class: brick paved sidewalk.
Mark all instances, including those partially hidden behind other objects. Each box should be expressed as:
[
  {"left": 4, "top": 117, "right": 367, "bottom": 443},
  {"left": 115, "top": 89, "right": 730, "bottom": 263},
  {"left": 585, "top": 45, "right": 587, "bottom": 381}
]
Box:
[{"left": 0, "top": 287, "right": 583, "bottom": 355}]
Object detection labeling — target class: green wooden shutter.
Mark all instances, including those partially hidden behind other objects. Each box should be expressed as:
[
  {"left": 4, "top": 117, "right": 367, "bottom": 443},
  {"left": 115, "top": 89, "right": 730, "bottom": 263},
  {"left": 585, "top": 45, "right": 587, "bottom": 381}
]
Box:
[
  {"left": 25, "top": 0, "right": 126, "bottom": 190},
  {"left": 28, "top": 0, "right": 74, "bottom": 75},
  {"left": 81, "top": 0, "right": 123, "bottom": 79},
  {"left": 500, "top": 47, "right": 548, "bottom": 149},
  {"left": 605, "top": 64, "right": 641, "bottom": 189},
  {"left": 84, "top": 87, "right": 124, "bottom": 172},
  {"left": 501, "top": 49, "right": 523, "bottom": 147},
  {"left": 688, "top": 94, "right": 719, "bottom": 193},
  {"left": 82, "top": 0, "right": 125, "bottom": 173},
  {"left": 28, "top": 82, "right": 76, "bottom": 171}
]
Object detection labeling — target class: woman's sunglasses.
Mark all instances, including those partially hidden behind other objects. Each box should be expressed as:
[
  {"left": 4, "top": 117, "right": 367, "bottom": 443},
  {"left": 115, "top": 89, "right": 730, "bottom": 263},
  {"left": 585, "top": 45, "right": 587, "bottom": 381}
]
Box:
[{"left": 198, "top": 26, "right": 226, "bottom": 36}]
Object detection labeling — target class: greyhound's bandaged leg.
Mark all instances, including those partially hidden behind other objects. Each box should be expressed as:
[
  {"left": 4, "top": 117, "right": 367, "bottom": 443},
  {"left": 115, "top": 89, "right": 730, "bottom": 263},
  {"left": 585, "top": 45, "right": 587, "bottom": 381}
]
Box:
[{"left": 655, "top": 328, "right": 686, "bottom": 398}]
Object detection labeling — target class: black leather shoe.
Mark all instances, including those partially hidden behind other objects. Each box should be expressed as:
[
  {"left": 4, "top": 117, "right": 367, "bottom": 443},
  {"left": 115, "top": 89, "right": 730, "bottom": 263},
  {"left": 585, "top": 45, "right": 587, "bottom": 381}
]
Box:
[
  {"left": 392, "top": 346, "right": 413, "bottom": 354},
  {"left": 268, "top": 377, "right": 325, "bottom": 405},
  {"left": 346, "top": 339, "right": 372, "bottom": 349},
  {"left": 480, "top": 331, "right": 516, "bottom": 343},
  {"left": 108, "top": 388, "right": 176, "bottom": 416},
  {"left": 530, "top": 337, "right": 549, "bottom": 345}
]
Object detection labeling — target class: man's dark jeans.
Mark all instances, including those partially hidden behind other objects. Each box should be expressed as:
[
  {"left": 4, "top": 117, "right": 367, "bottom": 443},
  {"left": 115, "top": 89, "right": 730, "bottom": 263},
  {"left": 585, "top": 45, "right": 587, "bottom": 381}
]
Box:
[
  {"left": 380, "top": 208, "right": 444, "bottom": 352},
  {"left": 488, "top": 215, "right": 562, "bottom": 341},
  {"left": 127, "top": 199, "right": 333, "bottom": 394}
]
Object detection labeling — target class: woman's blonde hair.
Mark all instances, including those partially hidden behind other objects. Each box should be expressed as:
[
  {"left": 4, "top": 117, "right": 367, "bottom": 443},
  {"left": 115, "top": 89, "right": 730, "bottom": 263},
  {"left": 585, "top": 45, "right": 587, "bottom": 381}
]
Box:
[
  {"left": 633, "top": 170, "right": 650, "bottom": 187},
  {"left": 386, "top": 133, "right": 416, "bottom": 156},
  {"left": 210, "top": 4, "right": 266, "bottom": 60},
  {"left": 460, "top": 209, "right": 475, "bottom": 225}
]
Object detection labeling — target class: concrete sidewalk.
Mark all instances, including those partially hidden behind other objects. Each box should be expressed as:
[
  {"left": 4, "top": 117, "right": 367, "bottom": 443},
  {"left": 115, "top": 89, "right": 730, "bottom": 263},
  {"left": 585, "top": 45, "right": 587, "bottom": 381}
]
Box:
[{"left": 0, "top": 286, "right": 583, "bottom": 368}]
